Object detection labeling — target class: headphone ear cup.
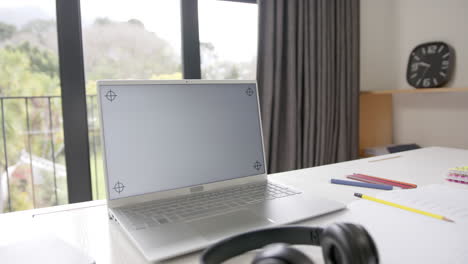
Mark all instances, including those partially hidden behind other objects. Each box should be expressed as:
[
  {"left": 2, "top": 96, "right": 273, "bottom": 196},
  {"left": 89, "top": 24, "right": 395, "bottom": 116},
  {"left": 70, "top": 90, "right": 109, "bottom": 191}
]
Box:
[
  {"left": 320, "top": 223, "right": 379, "bottom": 264},
  {"left": 254, "top": 259, "right": 288, "bottom": 264},
  {"left": 253, "top": 243, "right": 315, "bottom": 264}
]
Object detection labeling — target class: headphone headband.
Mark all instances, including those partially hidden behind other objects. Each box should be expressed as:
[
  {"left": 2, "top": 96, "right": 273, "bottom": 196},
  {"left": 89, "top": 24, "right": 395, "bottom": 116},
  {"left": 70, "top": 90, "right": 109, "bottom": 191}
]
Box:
[{"left": 201, "top": 226, "right": 323, "bottom": 264}]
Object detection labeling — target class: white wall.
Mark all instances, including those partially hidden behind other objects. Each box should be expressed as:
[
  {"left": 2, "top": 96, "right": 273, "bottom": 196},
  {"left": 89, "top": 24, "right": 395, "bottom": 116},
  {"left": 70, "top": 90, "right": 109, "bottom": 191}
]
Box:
[
  {"left": 360, "top": 0, "right": 397, "bottom": 91},
  {"left": 361, "top": 0, "right": 468, "bottom": 149}
]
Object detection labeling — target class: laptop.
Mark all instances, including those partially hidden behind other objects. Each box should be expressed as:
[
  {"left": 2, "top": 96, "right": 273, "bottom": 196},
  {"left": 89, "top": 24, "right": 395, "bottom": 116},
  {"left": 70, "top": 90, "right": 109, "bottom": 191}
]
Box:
[{"left": 98, "top": 80, "right": 344, "bottom": 262}]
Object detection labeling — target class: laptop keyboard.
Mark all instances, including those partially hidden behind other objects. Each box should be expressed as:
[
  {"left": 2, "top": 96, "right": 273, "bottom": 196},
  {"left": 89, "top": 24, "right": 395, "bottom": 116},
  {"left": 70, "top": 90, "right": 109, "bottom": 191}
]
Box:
[{"left": 116, "top": 182, "right": 300, "bottom": 230}]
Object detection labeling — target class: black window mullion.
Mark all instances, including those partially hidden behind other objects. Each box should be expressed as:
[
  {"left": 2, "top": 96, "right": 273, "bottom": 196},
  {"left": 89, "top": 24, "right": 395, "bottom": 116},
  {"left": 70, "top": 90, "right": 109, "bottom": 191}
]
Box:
[
  {"left": 55, "top": 0, "right": 92, "bottom": 203},
  {"left": 181, "top": 0, "right": 202, "bottom": 79}
]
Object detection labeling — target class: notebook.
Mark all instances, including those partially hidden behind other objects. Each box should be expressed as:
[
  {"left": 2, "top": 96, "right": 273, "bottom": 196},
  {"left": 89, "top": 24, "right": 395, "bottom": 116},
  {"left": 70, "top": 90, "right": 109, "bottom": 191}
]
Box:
[{"left": 447, "top": 166, "right": 468, "bottom": 184}]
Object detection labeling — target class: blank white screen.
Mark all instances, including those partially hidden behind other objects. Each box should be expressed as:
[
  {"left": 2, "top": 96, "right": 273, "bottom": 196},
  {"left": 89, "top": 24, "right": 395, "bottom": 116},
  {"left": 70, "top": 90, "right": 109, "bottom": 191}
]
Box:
[{"left": 99, "top": 83, "right": 265, "bottom": 200}]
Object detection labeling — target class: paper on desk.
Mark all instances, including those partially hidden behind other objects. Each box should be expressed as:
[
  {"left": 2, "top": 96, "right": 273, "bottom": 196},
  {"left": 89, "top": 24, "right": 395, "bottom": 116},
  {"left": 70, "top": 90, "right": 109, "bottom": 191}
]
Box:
[{"left": 345, "top": 184, "right": 468, "bottom": 264}]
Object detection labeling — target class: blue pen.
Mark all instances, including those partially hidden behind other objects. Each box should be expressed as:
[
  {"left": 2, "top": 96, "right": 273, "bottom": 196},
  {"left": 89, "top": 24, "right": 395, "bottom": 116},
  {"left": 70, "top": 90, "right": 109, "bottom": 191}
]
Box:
[{"left": 330, "top": 179, "right": 393, "bottom": 190}]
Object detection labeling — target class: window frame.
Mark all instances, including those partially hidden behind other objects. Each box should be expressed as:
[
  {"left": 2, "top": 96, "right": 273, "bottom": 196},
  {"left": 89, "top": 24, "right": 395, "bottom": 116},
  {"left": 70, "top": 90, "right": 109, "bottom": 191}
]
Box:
[
  {"left": 56, "top": 0, "right": 92, "bottom": 203},
  {"left": 181, "top": 0, "right": 202, "bottom": 79},
  {"left": 54, "top": 0, "right": 257, "bottom": 204}
]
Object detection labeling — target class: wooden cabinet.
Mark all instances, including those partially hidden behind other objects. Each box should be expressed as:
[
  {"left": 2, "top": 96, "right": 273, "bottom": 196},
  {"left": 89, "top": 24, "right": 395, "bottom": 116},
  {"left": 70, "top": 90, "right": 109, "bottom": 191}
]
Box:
[{"left": 359, "top": 87, "right": 468, "bottom": 156}]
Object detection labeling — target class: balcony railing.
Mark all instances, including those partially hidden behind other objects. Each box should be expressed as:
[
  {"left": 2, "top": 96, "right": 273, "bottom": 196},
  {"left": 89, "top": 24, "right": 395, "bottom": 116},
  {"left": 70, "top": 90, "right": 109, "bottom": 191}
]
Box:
[{"left": 0, "top": 95, "right": 103, "bottom": 213}]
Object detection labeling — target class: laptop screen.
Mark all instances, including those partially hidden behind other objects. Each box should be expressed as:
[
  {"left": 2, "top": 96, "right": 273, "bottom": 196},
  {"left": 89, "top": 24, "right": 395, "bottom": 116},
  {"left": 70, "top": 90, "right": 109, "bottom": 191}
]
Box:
[{"left": 99, "top": 82, "right": 266, "bottom": 200}]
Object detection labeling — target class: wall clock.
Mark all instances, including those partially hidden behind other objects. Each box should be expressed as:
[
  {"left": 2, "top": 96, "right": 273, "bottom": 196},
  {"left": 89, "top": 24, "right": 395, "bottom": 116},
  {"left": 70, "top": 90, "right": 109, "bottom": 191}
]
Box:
[{"left": 406, "top": 41, "right": 455, "bottom": 88}]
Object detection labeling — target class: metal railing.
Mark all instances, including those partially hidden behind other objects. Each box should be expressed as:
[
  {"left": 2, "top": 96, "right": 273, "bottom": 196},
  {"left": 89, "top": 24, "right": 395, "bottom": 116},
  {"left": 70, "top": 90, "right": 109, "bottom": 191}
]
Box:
[{"left": 0, "top": 95, "right": 102, "bottom": 213}]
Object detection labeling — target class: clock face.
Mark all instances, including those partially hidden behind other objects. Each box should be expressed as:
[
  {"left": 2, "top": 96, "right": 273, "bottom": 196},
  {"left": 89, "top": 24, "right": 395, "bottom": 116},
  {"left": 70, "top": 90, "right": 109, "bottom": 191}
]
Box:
[{"left": 406, "top": 42, "right": 454, "bottom": 88}]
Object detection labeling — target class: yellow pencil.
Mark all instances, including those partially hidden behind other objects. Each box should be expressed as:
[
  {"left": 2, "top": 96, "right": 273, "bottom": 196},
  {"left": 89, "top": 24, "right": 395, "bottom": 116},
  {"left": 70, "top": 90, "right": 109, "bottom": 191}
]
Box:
[{"left": 354, "top": 193, "right": 454, "bottom": 223}]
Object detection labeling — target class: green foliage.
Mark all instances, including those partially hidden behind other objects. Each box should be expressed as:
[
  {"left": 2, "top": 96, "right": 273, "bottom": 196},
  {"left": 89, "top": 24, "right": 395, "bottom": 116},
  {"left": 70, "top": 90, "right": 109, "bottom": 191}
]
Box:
[
  {"left": 86, "top": 80, "right": 97, "bottom": 95},
  {"left": 9, "top": 182, "right": 34, "bottom": 211},
  {"left": 127, "top": 19, "right": 145, "bottom": 28},
  {"left": 93, "top": 17, "right": 112, "bottom": 26},
  {"left": 0, "top": 48, "right": 30, "bottom": 94},
  {"left": 0, "top": 15, "right": 252, "bottom": 212},
  {"left": 6, "top": 42, "right": 59, "bottom": 78},
  {"left": 34, "top": 170, "right": 68, "bottom": 208},
  {"left": 151, "top": 72, "right": 183, "bottom": 80},
  {"left": 226, "top": 65, "right": 240, "bottom": 79},
  {"left": 0, "top": 37, "right": 62, "bottom": 212},
  {"left": 19, "top": 19, "right": 57, "bottom": 49},
  {"left": 0, "top": 22, "right": 16, "bottom": 41},
  {"left": 0, "top": 48, "right": 59, "bottom": 96}
]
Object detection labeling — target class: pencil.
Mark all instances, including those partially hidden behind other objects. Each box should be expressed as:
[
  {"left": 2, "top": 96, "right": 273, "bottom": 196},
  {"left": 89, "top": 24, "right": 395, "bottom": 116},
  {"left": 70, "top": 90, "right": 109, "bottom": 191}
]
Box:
[
  {"left": 354, "top": 193, "right": 454, "bottom": 223},
  {"left": 350, "top": 173, "right": 417, "bottom": 189},
  {"left": 331, "top": 179, "right": 393, "bottom": 190}
]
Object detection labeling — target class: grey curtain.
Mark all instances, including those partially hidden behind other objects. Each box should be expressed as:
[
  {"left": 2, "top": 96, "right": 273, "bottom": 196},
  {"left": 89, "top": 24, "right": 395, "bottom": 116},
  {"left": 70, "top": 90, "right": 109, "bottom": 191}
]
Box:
[{"left": 257, "top": 0, "right": 360, "bottom": 173}]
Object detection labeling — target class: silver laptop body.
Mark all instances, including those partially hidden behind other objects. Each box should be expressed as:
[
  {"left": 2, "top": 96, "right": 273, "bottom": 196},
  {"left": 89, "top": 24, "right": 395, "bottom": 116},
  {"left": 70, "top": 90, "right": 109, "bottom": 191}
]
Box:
[{"left": 98, "top": 80, "right": 344, "bottom": 262}]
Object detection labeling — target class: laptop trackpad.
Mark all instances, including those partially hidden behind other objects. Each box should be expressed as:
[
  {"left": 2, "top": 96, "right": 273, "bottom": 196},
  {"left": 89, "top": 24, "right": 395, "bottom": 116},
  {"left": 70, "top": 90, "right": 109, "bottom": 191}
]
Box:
[{"left": 191, "top": 210, "right": 273, "bottom": 241}]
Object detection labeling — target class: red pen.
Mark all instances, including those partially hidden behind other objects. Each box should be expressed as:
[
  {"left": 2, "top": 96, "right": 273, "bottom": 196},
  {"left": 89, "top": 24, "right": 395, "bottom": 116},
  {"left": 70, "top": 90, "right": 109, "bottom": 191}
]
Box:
[{"left": 347, "top": 174, "right": 417, "bottom": 189}]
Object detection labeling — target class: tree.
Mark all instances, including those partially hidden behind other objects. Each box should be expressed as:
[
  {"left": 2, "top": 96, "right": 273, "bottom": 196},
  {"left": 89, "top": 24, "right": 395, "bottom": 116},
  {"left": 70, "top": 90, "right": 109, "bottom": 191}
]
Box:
[
  {"left": 1, "top": 19, "right": 57, "bottom": 55},
  {"left": 93, "top": 17, "right": 112, "bottom": 26},
  {"left": 0, "top": 22, "right": 16, "bottom": 42},
  {"left": 20, "top": 19, "right": 56, "bottom": 48},
  {"left": 0, "top": 47, "right": 63, "bottom": 212},
  {"left": 200, "top": 41, "right": 255, "bottom": 80},
  {"left": 6, "top": 42, "right": 59, "bottom": 78},
  {"left": 0, "top": 48, "right": 59, "bottom": 96},
  {"left": 127, "top": 19, "right": 145, "bottom": 28},
  {"left": 21, "top": 19, "right": 55, "bottom": 36},
  {"left": 83, "top": 18, "right": 180, "bottom": 82},
  {"left": 0, "top": 17, "right": 188, "bottom": 211}
]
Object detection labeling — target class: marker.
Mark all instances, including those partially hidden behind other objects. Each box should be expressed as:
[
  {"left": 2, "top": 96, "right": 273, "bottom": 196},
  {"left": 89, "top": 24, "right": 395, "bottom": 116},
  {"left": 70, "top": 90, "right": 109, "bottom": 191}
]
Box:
[
  {"left": 330, "top": 179, "right": 393, "bottom": 190},
  {"left": 354, "top": 193, "right": 454, "bottom": 223}
]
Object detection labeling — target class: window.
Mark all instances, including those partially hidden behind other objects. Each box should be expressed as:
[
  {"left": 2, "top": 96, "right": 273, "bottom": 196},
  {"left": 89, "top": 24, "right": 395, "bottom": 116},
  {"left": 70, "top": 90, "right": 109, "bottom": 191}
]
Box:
[
  {"left": 198, "top": 0, "right": 258, "bottom": 79},
  {"left": 0, "top": 0, "right": 68, "bottom": 212},
  {"left": 0, "top": 0, "right": 258, "bottom": 212},
  {"left": 80, "top": 0, "right": 182, "bottom": 199}
]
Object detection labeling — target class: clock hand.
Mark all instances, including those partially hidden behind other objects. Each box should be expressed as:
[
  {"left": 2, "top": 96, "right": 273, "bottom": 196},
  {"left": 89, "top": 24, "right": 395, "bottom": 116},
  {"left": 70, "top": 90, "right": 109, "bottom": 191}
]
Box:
[{"left": 422, "top": 64, "right": 431, "bottom": 79}]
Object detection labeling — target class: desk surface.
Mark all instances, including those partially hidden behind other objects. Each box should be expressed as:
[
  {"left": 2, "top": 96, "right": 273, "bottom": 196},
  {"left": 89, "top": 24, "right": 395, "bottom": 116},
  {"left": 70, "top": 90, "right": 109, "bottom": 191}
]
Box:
[{"left": 1, "top": 147, "right": 467, "bottom": 264}]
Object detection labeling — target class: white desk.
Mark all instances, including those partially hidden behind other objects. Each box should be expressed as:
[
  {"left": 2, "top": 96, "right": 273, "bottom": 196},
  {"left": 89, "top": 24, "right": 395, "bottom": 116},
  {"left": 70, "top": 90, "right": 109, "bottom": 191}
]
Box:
[{"left": 1, "top": 147, "right": 467, "bottom": 263}]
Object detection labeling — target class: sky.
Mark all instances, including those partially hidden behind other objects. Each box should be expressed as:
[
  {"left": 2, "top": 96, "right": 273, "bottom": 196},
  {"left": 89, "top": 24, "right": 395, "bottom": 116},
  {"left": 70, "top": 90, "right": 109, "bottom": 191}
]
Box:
[{"left": 0, "top": 0, "right": 257, "bottom": 62}]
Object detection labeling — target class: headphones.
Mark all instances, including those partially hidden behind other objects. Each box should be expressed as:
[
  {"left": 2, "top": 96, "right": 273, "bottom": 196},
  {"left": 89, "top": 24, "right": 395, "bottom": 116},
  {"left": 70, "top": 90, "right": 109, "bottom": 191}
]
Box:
[{"left": 200, "top": 223, "right": 378, "bottom": 264}]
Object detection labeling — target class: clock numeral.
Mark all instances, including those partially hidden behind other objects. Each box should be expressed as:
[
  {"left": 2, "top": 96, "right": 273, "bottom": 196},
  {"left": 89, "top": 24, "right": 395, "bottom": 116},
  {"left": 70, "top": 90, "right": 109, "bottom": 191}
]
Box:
[
  {"left": 441, "top": 60, "right": 449, "bottom": 70},
  {"left": 423, "top": 78, "right": 431, "bottom": 87},
  {"left": 437, "top": 45, "right": 444, "bottom": 53},
  {"left": 427, "top": 45, "right": 437, "bottom": 54},
  {"left": 408, "top": 43, "right": 451, "bottom": 88}
]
